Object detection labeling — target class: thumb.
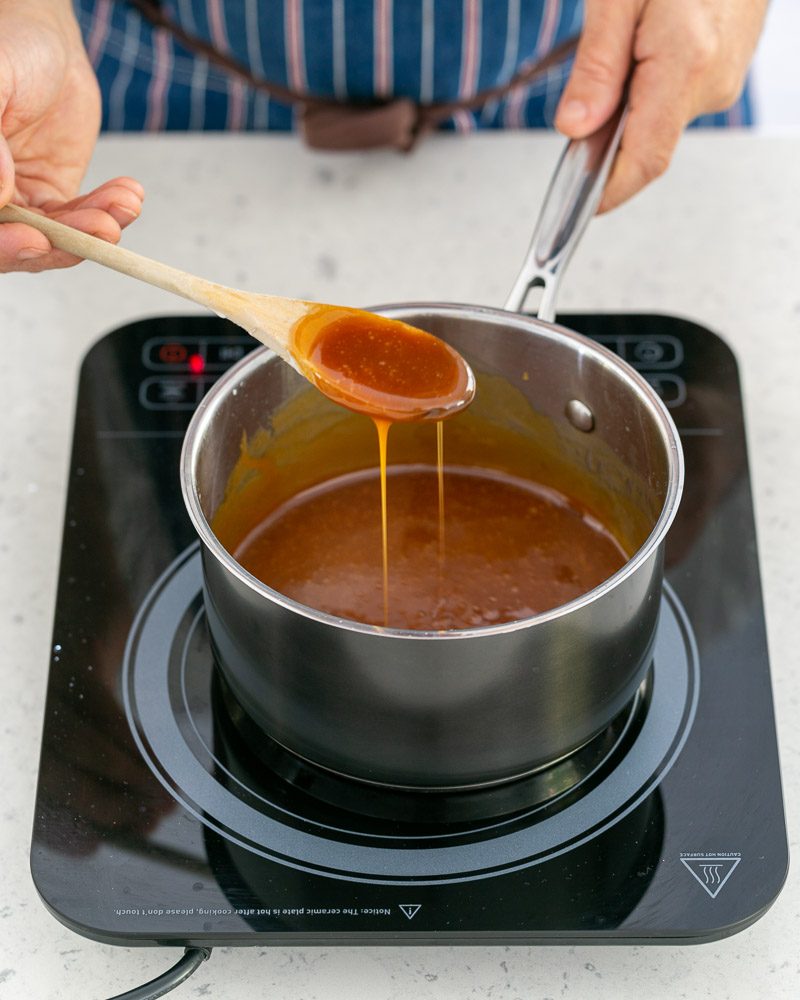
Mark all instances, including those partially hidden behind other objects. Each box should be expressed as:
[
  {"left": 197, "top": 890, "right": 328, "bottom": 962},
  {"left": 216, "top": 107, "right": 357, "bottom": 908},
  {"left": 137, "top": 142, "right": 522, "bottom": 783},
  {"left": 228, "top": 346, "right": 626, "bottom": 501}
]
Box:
[
  {"left": 0, "top": 132, "right": 15, "bottom": 208},
  {"left": 555, "top": 0, "right": 640, "bottom": 138}
]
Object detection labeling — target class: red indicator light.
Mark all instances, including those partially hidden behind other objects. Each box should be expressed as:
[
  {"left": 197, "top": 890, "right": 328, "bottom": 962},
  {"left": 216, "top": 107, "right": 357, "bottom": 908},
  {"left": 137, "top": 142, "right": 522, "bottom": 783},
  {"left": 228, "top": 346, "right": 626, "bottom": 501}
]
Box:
[
  {"left": 188, "top": 353, "right": 205, "bottom": 374},
  {"left": 159, "top": 343, "right": 188, "bottom": 364}
]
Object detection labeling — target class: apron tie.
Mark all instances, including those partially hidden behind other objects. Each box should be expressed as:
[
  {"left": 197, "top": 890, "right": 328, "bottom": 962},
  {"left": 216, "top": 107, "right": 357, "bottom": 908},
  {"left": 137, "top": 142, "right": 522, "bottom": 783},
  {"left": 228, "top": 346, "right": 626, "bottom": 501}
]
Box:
[{"left": 129, "top": 1, "right": 578, "bottom": 151}]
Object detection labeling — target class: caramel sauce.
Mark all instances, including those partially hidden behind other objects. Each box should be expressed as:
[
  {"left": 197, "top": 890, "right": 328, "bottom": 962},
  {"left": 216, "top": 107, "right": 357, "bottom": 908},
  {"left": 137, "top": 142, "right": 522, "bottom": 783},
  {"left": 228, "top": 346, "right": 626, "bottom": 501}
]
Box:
[
  {"left": 232, "top": 465, "right": 628, "bottom": 631},
  {"left": 289, "top": 307, "right": 475, "bottom": 622},
  {"left": 375, "top": 418, "right": 391, "bottom": 625},
  {"left": 212, "top": 334, "right": 641, "bottom": 633},
  {"left": 436, "top": 418, "right": 446, "bottom": 566},
  {"left": 289, "top": 307, "right": 474, "bottom": 423}
]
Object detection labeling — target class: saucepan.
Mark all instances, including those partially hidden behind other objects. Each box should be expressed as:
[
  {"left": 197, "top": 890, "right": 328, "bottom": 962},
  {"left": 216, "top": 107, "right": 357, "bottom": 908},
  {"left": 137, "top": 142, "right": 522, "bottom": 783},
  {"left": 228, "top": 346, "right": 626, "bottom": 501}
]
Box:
[{"left": 181, "top": 107, "right": 684, "bottom": 790}]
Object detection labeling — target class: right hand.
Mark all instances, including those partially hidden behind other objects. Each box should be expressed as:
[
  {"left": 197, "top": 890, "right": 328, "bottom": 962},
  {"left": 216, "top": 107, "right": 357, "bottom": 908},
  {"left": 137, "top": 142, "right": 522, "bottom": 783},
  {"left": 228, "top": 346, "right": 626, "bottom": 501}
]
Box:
[
  {"left": 555, "top": 0, "right": 768, "bottom": 213},
  {"left": 0, "top": 0, "right": 144, "bottom": 273}
]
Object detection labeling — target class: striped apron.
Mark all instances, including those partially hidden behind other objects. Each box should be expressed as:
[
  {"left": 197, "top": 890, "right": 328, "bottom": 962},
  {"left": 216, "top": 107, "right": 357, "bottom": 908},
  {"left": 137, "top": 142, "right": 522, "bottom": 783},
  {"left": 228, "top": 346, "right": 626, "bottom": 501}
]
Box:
[{"left": 75, "top": 1, "right": 752, "bottom": 135}]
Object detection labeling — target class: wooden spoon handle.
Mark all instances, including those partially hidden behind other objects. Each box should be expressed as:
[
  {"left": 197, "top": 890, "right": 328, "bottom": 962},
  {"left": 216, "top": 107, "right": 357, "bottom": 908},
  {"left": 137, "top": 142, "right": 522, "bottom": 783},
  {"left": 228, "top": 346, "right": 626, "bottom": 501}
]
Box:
[
  {"left": 0, "top": 203, "right": 299, "bottom": 364},
  {"left": 0, "top": 203, "right": 227, "bottom": 304}
]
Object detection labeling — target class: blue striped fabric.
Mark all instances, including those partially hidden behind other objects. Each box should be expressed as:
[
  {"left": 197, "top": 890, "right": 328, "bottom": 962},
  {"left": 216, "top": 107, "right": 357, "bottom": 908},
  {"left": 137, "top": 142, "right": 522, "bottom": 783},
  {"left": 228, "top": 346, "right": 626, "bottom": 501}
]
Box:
[{"left": 74, "top": 1, "right": 753, "bottom": 133}]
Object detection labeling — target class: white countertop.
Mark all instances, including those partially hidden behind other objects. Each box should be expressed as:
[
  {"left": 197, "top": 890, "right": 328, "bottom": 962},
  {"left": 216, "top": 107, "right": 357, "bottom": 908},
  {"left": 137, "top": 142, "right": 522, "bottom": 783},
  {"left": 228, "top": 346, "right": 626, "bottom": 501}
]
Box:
[{"left": 1, "top": 131, "right": 798, "bottom": 999}]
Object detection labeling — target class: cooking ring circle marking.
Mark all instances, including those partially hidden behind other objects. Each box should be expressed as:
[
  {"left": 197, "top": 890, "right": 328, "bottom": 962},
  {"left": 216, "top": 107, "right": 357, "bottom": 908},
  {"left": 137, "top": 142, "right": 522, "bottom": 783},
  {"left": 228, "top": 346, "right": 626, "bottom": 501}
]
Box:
[
  {"left": 123, "top": 544, "right": 699, "bottom": 885},
  {"left": 177, "top": 606, "right": 645, "bottom": 841}
]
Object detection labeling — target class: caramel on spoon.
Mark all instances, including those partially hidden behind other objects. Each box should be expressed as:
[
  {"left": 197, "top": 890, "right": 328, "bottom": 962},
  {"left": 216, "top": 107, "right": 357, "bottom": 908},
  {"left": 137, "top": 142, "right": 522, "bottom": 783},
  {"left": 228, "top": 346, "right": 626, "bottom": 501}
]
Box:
[{"left": 0, "top": 204, "right": 475, "bottom": 422}]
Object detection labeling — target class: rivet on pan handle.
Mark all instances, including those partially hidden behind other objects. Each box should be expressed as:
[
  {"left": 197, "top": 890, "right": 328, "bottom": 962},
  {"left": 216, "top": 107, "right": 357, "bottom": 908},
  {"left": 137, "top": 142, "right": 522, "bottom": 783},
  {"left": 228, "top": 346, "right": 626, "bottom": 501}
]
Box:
[{"left": 504, "top": 103, "right": 628, "bottom": 321}]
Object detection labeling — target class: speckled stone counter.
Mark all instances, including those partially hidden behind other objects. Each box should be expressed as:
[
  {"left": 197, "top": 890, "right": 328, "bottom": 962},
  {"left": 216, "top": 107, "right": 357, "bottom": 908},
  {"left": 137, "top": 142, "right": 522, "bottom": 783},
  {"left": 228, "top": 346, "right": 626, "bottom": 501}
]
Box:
[{"left": 1, "top": 132, "right": 798, "bottom": 999}]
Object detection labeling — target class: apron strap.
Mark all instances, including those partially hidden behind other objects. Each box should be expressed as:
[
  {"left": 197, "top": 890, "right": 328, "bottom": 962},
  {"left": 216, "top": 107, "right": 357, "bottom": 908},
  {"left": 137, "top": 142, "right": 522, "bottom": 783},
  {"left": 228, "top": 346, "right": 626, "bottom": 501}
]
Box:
[{"left": 128, "top": 1, "right": 578, "bottom": 150}]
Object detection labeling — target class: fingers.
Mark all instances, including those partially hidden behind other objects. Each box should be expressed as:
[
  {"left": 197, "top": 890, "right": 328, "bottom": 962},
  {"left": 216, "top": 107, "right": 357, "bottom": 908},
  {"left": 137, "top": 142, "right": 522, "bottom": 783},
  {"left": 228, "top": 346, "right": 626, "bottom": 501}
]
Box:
[
  {"left": 0, "top": 206, "right": 121, "bottom": 272},
  {"left": 555, "top": 0, "right": 642, "bottom": 138},
  {"left": 40, "top": 178, "right": 144, "bottom": 229},
  {"left": 597, "top": 10, "right": 703, "bottom": 213},
  {"left": 597, "top": 58, "right": 687, "bottom": 212},
  {"left": 0, "top": 177, "right": 144, "bottom": 273},
  {"left": 0, "top": 211, "right": 55, "bottom": 270},
  {"left": 37, "top": 175, "right": 145, "bottom": 212},
  {"left": 563, "top": 0, "right": 767, "bottom": 213},
  {"left": 0, "top": 134, "right": 14, "bottom": 208}
]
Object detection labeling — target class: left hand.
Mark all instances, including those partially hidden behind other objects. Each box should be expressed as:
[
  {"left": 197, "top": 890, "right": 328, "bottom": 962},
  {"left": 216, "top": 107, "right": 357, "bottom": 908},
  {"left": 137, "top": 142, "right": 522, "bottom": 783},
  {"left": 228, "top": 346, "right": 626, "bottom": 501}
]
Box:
[
  {"left": 555, "top": 0, "right": 769, "bottom": 212},
  {"left": 0, "top": 0, "right": 144, "bottom": 272}
]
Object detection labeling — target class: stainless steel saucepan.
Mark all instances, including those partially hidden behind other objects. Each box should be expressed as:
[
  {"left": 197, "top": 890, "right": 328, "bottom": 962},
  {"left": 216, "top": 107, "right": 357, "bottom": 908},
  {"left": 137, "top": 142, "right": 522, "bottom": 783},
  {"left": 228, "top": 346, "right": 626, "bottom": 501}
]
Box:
[{"left": 181, "top": 107, "right": 684, "bottom": 790}]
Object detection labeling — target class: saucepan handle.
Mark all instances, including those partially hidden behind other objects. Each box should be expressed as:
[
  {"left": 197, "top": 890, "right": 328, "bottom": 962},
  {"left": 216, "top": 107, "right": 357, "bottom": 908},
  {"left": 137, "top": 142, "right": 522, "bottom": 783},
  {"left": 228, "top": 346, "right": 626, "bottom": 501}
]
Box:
[{"left": 504, "top": 103, "right": 628, "bottom": 321}]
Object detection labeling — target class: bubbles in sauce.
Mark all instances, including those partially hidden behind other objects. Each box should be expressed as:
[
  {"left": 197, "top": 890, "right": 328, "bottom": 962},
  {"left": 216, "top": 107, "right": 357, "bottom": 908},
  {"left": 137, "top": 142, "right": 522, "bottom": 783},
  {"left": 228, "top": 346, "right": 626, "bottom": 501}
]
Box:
[{"left": 289, "top": 307, "right": 475, "bottom": 422}]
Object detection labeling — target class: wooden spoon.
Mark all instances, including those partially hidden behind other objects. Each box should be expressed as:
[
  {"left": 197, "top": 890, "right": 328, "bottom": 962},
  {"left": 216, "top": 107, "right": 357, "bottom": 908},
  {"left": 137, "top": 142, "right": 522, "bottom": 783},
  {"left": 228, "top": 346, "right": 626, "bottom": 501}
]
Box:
[{"left": 0, "top": 204, "right": 475, "bottom": 423}]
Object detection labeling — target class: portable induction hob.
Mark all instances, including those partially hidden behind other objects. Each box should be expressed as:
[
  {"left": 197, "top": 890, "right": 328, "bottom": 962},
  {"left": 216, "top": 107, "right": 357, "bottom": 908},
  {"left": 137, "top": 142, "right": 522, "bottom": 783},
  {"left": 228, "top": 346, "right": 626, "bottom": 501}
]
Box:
[{"left": 31, "top": 313, "right": 788, "bottom": 947}]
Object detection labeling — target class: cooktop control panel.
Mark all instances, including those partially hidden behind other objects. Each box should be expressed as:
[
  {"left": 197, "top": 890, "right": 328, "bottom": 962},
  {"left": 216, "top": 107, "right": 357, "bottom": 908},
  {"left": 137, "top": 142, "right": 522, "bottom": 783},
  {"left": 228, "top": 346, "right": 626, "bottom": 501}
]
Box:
[
  {"left": 139, "top": 335, "right": 253, "bottom": 410},
  {"left": 131, "top": 320, "right": 687, "bottom": 413}
]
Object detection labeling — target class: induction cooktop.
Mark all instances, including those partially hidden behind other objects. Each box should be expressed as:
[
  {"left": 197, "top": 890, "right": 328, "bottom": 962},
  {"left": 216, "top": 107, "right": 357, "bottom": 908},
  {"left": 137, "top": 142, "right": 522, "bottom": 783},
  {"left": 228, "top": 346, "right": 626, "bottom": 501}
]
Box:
[{"left": 31, "top": 313, "right": 788, "bottom": 948}]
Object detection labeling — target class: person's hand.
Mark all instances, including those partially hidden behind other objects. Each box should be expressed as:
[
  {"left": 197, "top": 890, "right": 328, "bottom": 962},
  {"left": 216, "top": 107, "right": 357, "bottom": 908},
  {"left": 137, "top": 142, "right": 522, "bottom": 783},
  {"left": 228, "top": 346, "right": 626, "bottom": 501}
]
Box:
[
  {"left": 0, "top": 0, "right": 144, "bottom": 272},
  {"left": 555, "top": 0, "right": 769, "bottom": 212}
]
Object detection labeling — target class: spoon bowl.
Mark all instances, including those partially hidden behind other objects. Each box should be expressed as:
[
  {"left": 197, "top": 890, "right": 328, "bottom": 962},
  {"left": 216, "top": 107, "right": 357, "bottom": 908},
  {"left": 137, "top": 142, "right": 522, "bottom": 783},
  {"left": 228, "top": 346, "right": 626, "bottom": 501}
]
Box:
[{"left": 0, "top": 203, "right": 475, "bottom": 422}]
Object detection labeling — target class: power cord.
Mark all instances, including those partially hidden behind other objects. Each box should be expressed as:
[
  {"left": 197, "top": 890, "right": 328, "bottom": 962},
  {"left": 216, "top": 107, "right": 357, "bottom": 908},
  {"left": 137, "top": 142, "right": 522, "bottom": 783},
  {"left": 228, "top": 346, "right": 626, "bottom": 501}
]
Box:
[{"left": 103, "top": 947, "right": 212, "bottom": 1000}]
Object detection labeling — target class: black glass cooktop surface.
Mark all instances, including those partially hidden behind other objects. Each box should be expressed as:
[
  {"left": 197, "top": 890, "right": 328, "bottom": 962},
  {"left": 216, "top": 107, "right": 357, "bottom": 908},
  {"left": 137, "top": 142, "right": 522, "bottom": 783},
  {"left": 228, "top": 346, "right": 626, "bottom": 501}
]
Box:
[{"left": 31, "top": 314, "right": 787, "bottom": 946}]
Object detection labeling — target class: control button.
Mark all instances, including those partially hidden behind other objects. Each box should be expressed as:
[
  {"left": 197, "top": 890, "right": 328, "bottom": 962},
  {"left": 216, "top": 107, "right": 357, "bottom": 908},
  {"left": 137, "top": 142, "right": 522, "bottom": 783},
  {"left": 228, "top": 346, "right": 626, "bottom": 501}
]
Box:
[
  {"left": 143, "top": 338, "right": 202, "bottom": 369},
  {"left": 140, "top": 376, "right": 200, "bottom": 410},
  {"left": 633, "top": 340, "right": 665, "bottom": 365},
  {"left": 158, "top": 342, "right": 189, "bottom": 365},
  {"left": 644, "top": 374, "right": 687, "bottom": 409},
  {"left": 206, "top": 341, "right": 250, "bottom": 369},
  {"left": 593, "top": 334, "right": 683, "bottom": 370},
  {"left": 627, "top": 335, "right": 683, "bottom": 369}
]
